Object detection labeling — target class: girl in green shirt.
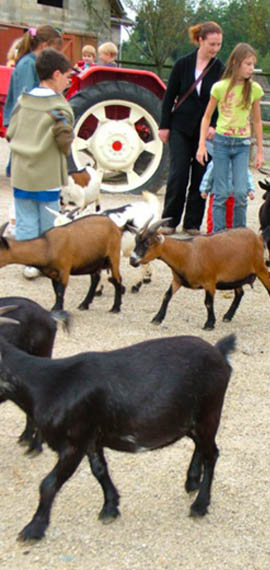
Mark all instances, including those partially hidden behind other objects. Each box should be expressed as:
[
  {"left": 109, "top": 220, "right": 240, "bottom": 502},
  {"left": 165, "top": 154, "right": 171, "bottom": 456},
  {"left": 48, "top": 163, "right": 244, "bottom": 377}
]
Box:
[{"left": 196, "top": 43, "right": 264, "bottom": 233}]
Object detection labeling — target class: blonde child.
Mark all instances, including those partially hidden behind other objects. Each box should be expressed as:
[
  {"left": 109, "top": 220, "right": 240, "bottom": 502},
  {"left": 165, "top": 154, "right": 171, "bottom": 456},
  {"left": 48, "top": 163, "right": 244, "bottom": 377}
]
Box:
[
  {"left": 6, "top": 37, "right": 21, "bottom": 67},
  {"left": 98, "top": 41, "right": 118, "bottom": 67},
  {"left": 196, "top": 43, "right": 264, "bottom": 233},
  {"left": 75, "top": 44, "right": 96, "bottom": 71}
]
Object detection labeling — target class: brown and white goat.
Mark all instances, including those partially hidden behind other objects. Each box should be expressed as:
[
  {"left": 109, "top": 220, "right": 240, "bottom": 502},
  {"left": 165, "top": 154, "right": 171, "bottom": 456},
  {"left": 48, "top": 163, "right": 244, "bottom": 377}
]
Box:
[
  {"left": 62, "top": 166, "right": 103, "bottom": 212},
  {"left": 130, "top": 221, "right": 270, "bottom": 329},
  {"left": 0, "top": 215, "right": 123, "bottom": 315}
]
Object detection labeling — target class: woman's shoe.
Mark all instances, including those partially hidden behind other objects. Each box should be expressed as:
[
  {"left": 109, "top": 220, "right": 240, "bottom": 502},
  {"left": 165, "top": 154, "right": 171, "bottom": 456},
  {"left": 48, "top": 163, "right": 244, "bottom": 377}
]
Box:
[
  {"left": 183, "top": 228, "right": 200, "bottom": 236},
  {"left": 160, "top": 227, "right": 176, "bottom": 235}
]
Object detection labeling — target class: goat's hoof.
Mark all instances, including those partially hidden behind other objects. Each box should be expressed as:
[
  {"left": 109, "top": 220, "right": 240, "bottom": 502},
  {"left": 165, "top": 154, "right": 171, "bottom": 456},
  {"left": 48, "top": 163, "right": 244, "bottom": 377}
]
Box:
[
  {"left": 17, "top": 524, "right": 45, "bottom": 542},
  {"left": 25, "top": 447, "right": 43, "bottom": 458},
  {"left": 222, "top": 316, "right": 232, "bottom": 322},
  {"left": 185, "top": 479, "right": 200, "bottom": 493},
  {"left": 109, "top": 307, "right": 120, "bottom": 313},
  {"left": 18, "top": 437, "right": 30, "bottom": 448},
  {"left": 203, "top": 323, "right": 214, "bottom": 331},
  {"left": 94, "top": 286, "right": 104, "bottom": 297},
  {"left": 189, "top": 503, "right": 208, "bottom": 518},
  {"left": 99, "top": 506, "right": 120, "bottom": 524},
  {"left": 131, "top": 284, "right": 140, "bottom": 293},
  {"left": 151, "top": 318, "right": 161, "bottom": 326},
  {"left": 78, "top": 303, "right": 89, "bottom": 311}
]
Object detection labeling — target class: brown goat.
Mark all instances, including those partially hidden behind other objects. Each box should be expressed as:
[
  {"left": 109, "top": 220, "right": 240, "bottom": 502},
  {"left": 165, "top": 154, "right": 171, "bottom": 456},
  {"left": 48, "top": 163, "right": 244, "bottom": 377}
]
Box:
[
  {"left": 130, "top": 221, "right": 270, "bottom": 329},
  {"left": 0, "top": 215, "right": 123, "bottom": 314}
]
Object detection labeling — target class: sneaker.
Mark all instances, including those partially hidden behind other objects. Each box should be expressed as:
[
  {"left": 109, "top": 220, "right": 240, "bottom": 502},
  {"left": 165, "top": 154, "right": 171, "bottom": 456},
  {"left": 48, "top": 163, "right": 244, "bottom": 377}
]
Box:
[
  {"left": 23, "top": 266, "right": 41, "bottom": 279},
  {"left": 183, "top": 228, "right": 201, "bottom": 236},
  {"left": 160, "top": 226, "right": 176, "bottom": 235}
]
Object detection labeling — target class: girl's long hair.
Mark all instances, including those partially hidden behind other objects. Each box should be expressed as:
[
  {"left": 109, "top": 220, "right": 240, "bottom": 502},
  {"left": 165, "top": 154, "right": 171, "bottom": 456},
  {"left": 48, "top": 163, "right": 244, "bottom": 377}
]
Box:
[
  {"left": 222, "top": 43, "right": 257, "bottom": 109},
  {"left": 16, "top": 25, "right": 62, "bottom": 62}
]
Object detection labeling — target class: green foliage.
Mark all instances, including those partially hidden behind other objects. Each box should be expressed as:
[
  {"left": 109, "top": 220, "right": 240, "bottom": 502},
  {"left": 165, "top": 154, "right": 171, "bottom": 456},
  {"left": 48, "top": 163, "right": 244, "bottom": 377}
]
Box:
[{"left": 121, "top": 0, "right": 270, "bottom": 77}]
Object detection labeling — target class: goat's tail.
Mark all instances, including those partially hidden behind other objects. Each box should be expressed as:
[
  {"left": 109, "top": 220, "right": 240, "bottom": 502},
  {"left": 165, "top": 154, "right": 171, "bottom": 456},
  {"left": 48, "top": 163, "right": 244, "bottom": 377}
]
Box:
[
  {"left": 142, "top": 191, "right": 160, "bottom": 220},
  {"left": 215, "top": 333, "right": 236, "bottom": 363}
]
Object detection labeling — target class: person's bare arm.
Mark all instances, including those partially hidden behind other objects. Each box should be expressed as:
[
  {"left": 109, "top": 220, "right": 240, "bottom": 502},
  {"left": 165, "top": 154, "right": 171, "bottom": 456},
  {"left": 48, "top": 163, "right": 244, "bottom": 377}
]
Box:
[
  {"left": 196, "top": 96, "right": 218, "bottom": 165},
  {"left": 252, "top": 99, "right": 264, "bottom": 169}
]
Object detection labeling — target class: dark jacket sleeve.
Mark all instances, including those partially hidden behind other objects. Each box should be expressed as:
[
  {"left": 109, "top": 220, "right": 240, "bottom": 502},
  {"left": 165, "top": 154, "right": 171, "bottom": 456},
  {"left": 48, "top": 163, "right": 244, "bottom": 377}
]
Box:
[
  {"left": 159, "top": 58, "right": 184, "bottom": 129},
  {"left": 48, "top": 110, "right": 74, "bottom": 157}
]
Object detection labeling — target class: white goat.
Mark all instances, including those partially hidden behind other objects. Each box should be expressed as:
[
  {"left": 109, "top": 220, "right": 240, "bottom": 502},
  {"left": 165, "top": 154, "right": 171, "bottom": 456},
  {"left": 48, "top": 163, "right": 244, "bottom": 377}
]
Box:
[{"left": 47, "top": 191, "right": 161, "bottom": 292}]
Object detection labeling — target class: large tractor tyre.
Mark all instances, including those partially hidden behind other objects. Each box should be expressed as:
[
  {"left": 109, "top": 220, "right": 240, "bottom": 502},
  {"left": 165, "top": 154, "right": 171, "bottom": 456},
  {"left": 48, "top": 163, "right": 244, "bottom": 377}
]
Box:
[{"left": 69, "top": 81, "right": 168, "bottom": 194}]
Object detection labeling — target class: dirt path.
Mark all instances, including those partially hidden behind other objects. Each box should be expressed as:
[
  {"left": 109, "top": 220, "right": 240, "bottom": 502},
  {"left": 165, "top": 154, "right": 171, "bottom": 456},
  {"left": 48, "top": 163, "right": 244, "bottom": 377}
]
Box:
[{"left": 0, "top": 139, "right": 269, "bottom": 569}]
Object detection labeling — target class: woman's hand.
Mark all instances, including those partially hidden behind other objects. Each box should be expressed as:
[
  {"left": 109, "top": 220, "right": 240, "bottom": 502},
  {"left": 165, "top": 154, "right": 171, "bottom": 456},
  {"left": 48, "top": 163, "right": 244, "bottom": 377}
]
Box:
[
  {"left": 158, "top": 129, "right": 170, "bottom": 143},
  {"left": 196, "top": 144, "right": 208, "bottom": 166}
]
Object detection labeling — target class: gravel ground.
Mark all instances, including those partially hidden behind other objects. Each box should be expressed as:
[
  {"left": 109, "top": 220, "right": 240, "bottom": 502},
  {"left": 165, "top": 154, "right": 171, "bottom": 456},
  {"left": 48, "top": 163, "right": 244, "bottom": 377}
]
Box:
[{"left": 0, "top": 138, "right": 269, "bottom": 569}]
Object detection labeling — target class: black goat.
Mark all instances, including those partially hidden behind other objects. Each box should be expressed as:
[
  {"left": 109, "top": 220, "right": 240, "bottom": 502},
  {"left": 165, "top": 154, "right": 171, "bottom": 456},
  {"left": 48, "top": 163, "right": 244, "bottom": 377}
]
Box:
[
  {"left": 0, "top": 297, "right": 59, "bottom": 455},
  {"left": 0, "top": 310, "right": 235, "bottom": 541},
  {"left": 258, "top": 178, "right": 270, "bottom": 265}
]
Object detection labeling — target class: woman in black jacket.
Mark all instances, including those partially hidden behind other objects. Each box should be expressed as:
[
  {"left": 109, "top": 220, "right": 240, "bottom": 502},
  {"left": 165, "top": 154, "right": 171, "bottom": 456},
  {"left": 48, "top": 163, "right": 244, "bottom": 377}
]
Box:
[{"left": 159, "top": 21, "right": 224, "bottom": 235}]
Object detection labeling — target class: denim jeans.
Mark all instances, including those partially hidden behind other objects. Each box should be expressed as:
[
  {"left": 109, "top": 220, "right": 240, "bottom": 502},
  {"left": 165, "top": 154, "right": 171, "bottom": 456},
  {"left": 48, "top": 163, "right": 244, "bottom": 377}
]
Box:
[
  {"left": 15, "top": 198, "right": 59, "bottom": 240},
  {"left": 212, "top": 133, "right": 251, "bottom": 233}
]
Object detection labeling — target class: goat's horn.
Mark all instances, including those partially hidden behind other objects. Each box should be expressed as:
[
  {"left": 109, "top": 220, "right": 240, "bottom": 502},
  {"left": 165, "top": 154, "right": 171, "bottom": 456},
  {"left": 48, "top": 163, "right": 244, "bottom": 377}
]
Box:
[
  {"left": 140, "top": 215, "right": 154, "bottom": 238},
  {"left": 0, "top": 305, "right": 20, "bottom": 325},
  {"left": 0, "top": 221, "right": 9, "bottom": 236},
  {"left": 45, "top": 207, "right": 59, "bottom": 217},
  {"left": 147, "top": 218, "right": 173, "bottom": 235}
]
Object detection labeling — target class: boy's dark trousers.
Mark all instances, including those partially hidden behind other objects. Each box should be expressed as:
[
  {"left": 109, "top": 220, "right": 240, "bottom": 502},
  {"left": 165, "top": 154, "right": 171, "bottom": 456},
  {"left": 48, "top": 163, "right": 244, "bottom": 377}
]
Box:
[{"left": 162, "top": 128, "right": 208, "bottom": 230}]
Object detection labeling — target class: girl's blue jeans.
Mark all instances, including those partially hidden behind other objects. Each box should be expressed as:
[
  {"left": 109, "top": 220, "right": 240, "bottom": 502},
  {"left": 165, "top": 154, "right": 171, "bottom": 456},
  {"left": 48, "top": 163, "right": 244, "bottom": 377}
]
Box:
[
  {"left": 15, "top": 198, "right": 59, "bottom": 240},
  {"left": 212, "top": 133, "right": 251, "bottom": 233}
]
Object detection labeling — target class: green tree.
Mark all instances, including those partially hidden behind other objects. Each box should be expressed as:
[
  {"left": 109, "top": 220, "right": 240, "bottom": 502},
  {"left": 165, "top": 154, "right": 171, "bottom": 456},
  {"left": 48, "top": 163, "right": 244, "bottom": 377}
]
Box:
[{"left": 122, "top": 0, "right": 194, "bottom": 76}]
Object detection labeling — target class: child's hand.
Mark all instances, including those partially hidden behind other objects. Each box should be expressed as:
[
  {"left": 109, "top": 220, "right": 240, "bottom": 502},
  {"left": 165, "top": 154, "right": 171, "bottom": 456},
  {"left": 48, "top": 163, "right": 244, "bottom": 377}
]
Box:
[
  {"left": 196, "top": 145, "right": 208, "bottom": 166},
  {"left": 158, "top": 129, "right": 170, "bottom": 143},
  {"left": 254, "top": 150, "right": 264, "bottom": 170},
  {"left": 200, "top": 192, "right": 208, "bottom": 200},
  {"left": 248, "top": 192, "right": 255, "bottom": 200}
]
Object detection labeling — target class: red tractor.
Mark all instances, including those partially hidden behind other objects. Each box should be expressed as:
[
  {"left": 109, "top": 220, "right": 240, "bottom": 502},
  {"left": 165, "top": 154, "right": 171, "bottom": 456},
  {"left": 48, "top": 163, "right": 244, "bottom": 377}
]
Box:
[{"left": 0, "top": 64, "right": 168, "bottom": 194}]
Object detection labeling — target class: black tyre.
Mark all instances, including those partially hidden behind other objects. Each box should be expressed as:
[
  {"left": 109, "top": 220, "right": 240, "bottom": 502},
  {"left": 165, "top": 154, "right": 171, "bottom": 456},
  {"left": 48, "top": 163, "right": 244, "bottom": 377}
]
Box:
[{"left": 69, "top": 81, "right": 168, "bottom": 194}]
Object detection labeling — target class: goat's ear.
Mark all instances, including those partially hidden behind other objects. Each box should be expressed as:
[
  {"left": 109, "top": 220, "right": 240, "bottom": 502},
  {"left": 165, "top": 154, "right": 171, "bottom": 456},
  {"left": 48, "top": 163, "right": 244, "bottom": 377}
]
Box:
[
  {"left": 258, "top": 180, "right": 270, "bottom": 191},
  {"left": 0, "top": 237, "right": 10, "bottom": 250},
  {"left": 156, "top": 233, "right": 165, "bottom": 244},
  {"left": 125, "top": 224, "right": 138, "bottom": 234}
]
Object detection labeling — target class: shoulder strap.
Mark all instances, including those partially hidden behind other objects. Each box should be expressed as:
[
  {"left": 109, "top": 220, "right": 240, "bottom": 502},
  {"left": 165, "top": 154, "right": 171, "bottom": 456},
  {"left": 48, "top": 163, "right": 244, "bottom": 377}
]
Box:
[{"left": 172, "top": 58, "right": 216, "bottom": 113}]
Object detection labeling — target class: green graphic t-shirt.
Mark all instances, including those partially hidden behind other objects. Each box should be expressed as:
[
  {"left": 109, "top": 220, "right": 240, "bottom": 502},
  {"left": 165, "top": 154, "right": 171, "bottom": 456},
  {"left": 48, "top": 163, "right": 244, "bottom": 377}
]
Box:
[{"left": 211, "top": 78, "right": 264, "bottom": 138}]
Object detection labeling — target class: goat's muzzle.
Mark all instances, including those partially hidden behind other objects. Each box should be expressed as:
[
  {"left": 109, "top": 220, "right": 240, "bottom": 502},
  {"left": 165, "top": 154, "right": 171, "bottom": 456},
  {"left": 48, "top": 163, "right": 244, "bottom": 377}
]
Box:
[{"left": 130, "top": 253, "right": 141, "bottom": 267}]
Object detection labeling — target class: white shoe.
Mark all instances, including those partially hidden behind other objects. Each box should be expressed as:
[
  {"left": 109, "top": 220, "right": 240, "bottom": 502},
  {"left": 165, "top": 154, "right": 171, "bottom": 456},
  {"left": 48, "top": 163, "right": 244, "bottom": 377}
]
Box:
[{"left": 23, "top": 266, "right": 40, "bottom": 279}]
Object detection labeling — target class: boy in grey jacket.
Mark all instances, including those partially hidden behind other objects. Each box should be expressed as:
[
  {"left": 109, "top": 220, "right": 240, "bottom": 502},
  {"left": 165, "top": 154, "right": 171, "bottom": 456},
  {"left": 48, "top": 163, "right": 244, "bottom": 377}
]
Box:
[{"left": 7, "top": 48, "right": 74, "bottom": 277}]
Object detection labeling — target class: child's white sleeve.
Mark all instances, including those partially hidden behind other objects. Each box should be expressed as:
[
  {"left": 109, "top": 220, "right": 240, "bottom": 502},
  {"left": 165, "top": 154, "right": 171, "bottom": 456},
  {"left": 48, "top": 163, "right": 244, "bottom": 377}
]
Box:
[{"left": 247, "top": 169, "right": 255, "bottom": 192}]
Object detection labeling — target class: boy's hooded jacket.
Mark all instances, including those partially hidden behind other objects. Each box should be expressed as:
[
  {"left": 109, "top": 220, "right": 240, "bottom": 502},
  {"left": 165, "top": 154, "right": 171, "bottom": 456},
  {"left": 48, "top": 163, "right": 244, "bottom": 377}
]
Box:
[{"left": 7, "top": 91, "right": 74, "bottom": 191}]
